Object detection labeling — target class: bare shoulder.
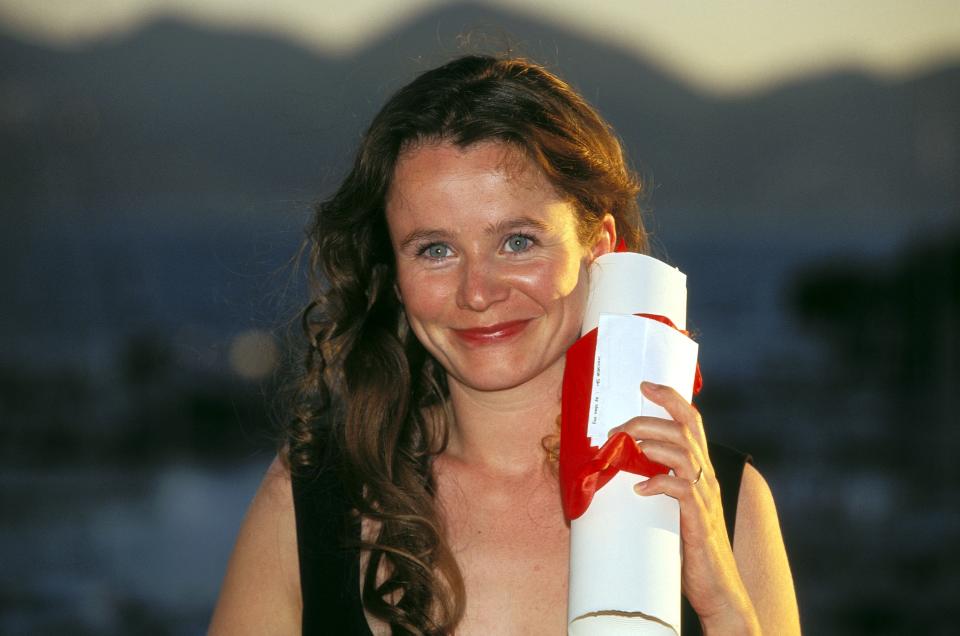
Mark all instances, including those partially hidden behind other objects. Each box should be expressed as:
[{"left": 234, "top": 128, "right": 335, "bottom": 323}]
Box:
[
  {"left": 208, "top": 455, "right": 301, "bottom": 635},
  {"left": 733, "top": 463, "right": 802, "bottom": 635}
]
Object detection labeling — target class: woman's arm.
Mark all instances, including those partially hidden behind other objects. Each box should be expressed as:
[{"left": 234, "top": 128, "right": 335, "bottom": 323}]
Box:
[
  {"left": 610, "top": 383, "right": 800, "bottom": 635},
  {"left": 208, "top": 456, "right": 302, "bottom": 635},
  {"left": 733, "top": 463, "right": 801, "bottom": 635}
]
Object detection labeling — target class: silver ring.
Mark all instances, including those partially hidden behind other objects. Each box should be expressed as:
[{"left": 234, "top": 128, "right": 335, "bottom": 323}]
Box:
[{"left": 690, "top": 466, "right": 703, "bottom": 486}]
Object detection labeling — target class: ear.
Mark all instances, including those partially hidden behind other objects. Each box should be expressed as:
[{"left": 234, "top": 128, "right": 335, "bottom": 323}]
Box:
[
  {"left": 588, "top": 213, "right": 617, "bottom": 262},
  {"left": 394, "top": 282, "right": 403, "bottom": 304}
]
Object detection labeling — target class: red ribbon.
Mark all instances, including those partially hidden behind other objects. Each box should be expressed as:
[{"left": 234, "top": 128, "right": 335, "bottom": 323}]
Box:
[{"left": 559, "top": 313, "right": 702, "bottom": 520}]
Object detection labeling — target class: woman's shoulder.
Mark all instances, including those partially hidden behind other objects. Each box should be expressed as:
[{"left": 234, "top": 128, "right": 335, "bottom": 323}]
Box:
[
  {"left": 729, "top": 455, "right": 802, "bottom": 634},
  {"left": 208, "top": 455, "right": 302, "bottom": 634}
]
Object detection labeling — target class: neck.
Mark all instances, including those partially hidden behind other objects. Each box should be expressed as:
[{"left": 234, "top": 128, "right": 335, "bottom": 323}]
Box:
[{"left": 443, "top": 358, "right": 564, "bottom": 476}]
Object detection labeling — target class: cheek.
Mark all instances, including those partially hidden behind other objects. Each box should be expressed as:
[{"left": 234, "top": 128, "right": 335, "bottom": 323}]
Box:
[
  {"left": 396, "top": 270, "right": 452, "bottom": 322},
  {"left": 508, "top": 256, "right": 585, "bottom": 304}
]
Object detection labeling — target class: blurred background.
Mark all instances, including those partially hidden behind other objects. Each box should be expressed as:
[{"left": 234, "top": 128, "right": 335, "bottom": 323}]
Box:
[{"left": 1, "top": 1, "right": 957, "bottom": 634}]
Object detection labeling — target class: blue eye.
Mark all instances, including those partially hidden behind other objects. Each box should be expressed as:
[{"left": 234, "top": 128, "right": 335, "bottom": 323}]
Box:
[
  {"left": 504, "top": 234, "right": 534, "bottom": 253},
  {"left": 418, "top": 242, "right": 452, "bottom": 261}
]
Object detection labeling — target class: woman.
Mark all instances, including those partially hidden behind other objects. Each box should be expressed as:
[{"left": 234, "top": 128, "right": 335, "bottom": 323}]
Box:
[{"left": 210, "top": 55, "right": 800, "bottom": 635}]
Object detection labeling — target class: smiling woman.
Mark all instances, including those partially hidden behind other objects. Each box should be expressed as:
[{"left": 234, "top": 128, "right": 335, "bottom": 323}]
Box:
[{"left": 209, "top": 55, "right": 799, "bottom": 635}]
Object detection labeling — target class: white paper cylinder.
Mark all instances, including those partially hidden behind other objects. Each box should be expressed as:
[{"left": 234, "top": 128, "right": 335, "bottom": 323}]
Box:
[
  {"left": 582, "top": 253, "right": 687, "bottom": 334},
  {"left": 567, "top": 252, "right": 697, "bottom": 636}
]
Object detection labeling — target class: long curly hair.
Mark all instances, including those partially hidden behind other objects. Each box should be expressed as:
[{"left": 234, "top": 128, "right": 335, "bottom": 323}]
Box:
[{"left": 283, "top": 54, "right": 647, "bottom": 634}]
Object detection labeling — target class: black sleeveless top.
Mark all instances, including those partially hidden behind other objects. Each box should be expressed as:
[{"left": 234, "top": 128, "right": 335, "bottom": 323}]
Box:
[{"left": 291, "top": 443, "right": 751, "bottom": 635}]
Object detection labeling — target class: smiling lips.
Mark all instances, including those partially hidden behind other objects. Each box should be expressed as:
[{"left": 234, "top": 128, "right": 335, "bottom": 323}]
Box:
[{"left": 453, "top": 319, "right": 532, "bottom": 345}]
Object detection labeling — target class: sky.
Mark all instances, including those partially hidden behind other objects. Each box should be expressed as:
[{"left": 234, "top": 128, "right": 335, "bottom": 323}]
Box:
[{"left": 0, "top": 0, "right": 958, "bottom": 94}]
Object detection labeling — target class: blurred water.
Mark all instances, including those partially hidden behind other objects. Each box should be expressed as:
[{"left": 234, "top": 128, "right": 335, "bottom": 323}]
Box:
[{"left": 0, "top": 457, "right": 271, "bottom": 635}]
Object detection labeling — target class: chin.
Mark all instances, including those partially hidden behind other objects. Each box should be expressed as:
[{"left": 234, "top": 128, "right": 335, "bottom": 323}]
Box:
[
  {"left": 447, "top": 358, "right": 559, "bottom": 394},
  {"left": 456, "top": 374, "right": 526, "bottom": 393}
]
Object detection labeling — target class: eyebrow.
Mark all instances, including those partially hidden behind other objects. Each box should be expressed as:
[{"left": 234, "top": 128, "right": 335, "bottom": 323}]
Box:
[
  {"left": 398, "top": 228, "right": 454, "bottom": 251},
  {"left": 489, "top": 216, "right": 553, "bottom": 236},
  {"left": 398, "top": 216, "right": 553, "bottom": 251}
]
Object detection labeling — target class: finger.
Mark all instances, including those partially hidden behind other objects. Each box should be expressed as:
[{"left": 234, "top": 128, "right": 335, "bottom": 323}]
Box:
[
  {"left": 607, "top": 416, "right": 686, "bottom": 444},
  {"left": 634, "top": 471, "right": 709, "bottom": 502},
  {"left": 612, "top": 415, "right": 709, "bottom": 485},
  {"left": 637, "top": 439, "right": 704, "bottom": 482},
  {"left": 640, "top": 382, "right": 707, "bottom": 445}
]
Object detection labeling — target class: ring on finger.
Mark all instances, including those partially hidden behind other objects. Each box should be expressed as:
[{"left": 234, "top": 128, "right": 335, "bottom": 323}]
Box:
[{"left": 690, "top": 466, "right": 703, "bottom": 486}]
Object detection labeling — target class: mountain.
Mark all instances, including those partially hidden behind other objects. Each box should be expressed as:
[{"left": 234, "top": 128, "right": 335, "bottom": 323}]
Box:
[
  {"left": 2, "top": 3, "right": 956, "bottom": 241},
  {"left": 0, "top": 3, "right": 957, "bottom": 370}
]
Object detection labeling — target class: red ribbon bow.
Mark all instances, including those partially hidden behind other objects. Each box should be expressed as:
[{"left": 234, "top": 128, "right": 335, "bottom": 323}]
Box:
[{"left": 559, "top": 313, "right": 702, "bottom": 520}]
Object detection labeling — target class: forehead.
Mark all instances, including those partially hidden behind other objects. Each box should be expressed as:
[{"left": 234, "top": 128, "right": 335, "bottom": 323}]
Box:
[{"left": 386, "top": 140, "right": 565, "bottom": 219}]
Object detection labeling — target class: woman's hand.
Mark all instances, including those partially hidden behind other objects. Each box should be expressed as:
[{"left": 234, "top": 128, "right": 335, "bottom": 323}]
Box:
[{"left": 607, "top": 382, "right": 761, "bottom": 634}]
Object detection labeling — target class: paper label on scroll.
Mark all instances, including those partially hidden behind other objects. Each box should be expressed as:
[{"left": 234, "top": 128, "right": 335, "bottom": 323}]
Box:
[{"left": 589, "top": 314, "right": 699, "bottom": 446}]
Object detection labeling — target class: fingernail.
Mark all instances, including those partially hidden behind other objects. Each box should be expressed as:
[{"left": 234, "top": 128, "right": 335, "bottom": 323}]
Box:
[
  {"left": 633, "top": 481, "right": 648, "bottom": 494},
  {"left": 607, "top": 427, "right": 618, "bottom": 438},
  {"left": 641, "top": 381, "right": 661, "bottom": 392}
]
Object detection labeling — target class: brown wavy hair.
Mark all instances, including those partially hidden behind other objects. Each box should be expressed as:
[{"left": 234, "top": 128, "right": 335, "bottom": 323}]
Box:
[{"left": 284, "top": 54, "right": 646, "bottom": 634}]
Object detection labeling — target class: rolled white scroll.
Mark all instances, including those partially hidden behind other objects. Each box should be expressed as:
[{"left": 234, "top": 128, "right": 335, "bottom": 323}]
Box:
[{"left": 567, "top": 253, "right": 699, "bottom": 636}]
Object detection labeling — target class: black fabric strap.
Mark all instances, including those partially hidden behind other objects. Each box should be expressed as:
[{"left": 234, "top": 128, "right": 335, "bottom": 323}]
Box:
[{"left": 292, "top": 462, "right": 371, "bottom": 635}]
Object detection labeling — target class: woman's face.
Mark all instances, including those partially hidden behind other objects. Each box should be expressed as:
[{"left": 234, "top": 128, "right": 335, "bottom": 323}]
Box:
[{"left": 385, "top": 140, "right": 614, "bottom": 394}]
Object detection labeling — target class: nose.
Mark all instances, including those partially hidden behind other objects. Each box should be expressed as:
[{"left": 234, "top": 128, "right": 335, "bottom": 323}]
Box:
[{"left": 456, "top": 257, "right": 509, "bottom": 311}]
